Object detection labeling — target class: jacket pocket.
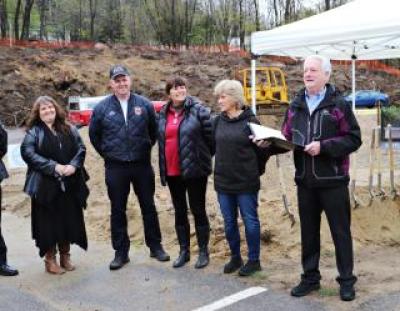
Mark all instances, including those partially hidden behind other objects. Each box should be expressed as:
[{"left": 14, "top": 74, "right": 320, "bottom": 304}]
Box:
[
  {"left": 312, "top": 156, "right": 344, "bottom": 180},
  {"left": 313, "top": 110, "right": 338, "bottom": 140}
]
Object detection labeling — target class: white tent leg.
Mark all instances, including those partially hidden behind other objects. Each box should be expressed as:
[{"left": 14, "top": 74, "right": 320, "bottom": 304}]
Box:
[
  {"left": 251, "top": 58, "right": 257, "bottom": 115},
  {"left": 350, "top": 58, "right": 361, "bottom": 208},
  {"left": 352, "top": 59, "right": 356, "bottom": 111}
]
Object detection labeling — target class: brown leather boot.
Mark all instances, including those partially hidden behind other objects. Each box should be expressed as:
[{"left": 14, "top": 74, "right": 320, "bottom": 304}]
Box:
[
  {"left": 59, "top": 243, "right": 75, "bottom": 271},
  {"left": 44, "top": 248, "right": 65, "bottom": 275}
]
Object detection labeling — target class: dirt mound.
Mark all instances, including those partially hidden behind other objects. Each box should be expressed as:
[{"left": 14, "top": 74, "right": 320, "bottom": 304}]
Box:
[{"left": 1, "top": 45, "right": 399, "bottom": 126}]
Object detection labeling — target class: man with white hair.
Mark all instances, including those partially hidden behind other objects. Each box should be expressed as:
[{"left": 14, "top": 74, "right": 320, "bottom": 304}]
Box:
[{"left": 281, "top": 55, "right": 362, "bottom": 301}]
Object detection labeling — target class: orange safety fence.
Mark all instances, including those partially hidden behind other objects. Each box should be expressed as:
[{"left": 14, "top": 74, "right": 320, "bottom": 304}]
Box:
[
  {"left": 1, "top": 38, "right": 399, "bottom": 77},
  {"left": 333, "top": 60, "right": 400, "bottom": 77},
  {"left": 0, "top": 38, "right": 95, "bottom": 49},
  {"left": 0, "top": 38, "right": 249, "bottom": 55}
]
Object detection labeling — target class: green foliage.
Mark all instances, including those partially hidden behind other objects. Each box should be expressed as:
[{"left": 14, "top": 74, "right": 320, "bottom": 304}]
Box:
[
  {"left": 381, "top": 106, "right": 400, "bottom": 126},
  {"left": 1, "top": 0, "right": 326, "bottom": 45}
]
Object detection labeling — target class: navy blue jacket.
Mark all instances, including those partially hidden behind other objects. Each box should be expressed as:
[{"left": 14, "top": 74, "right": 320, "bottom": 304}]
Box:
[
  {"left": 158, "top": 96, "right": 212, "bottom": 186},
  {"left": 89, "top": 93, "right": 157, "bottom": 163}
]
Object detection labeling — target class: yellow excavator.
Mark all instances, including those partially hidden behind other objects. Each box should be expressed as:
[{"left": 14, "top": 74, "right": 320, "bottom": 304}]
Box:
[{"left": 238, "top": 67, "right": 289, "bottom": 116}]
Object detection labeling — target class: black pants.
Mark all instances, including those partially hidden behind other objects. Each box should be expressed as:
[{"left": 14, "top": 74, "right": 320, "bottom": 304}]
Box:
[
  {"left": 105, "top": 161, "right": 162, "bottom": 256},
  {"left": 297, "top": 185, "right": 357, "bottom": 286},
  {"left": 0, "top": 186, "right": 7, "bottom": 264},
  {"left": 166, "top": 176, "right": 209, "bottom": 230}
]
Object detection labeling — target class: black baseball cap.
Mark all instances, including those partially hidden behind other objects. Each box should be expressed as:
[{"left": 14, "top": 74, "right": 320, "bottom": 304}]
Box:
[{"left": 109, "top": 65, "right": 130, "bottom": 80}]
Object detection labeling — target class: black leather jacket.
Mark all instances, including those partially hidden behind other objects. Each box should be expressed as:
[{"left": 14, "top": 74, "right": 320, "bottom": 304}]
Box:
[
  {"left": 0, "top": 123, "right": 9, "bottom": 182},
  {"left": 21, "top": 125, "right": 86, "bottom": 196},
  {"left": 158, "top": 97, "right": 213, "bottom": 186},
  {"left": 282, "top": 84, "right": 362, "bottom": 188}
]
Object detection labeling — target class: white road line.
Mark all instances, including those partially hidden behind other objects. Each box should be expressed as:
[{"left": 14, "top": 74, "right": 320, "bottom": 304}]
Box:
[{"left": 192, "top": 286, "right": 268, "bottom": 311}]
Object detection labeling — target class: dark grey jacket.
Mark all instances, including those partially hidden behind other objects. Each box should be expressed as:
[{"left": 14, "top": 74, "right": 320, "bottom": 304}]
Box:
[
  {"left": 158, "top": 96, "right": 213, "bottom": 186},
  {"left": 21, "top": 125, "right": 86, "bottom": 197},
  {"left": 89, "top": 93, "right": 157, "bottom": 163},
  {"left": 0, "top": 123, "right": 9, "bottom": 182}
]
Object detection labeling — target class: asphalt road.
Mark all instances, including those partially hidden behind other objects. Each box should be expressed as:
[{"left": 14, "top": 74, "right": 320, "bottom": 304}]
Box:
[
  {"left": 1, "top": 212, "right": 399, "bottom": 311},
  {"left": 1, "top": 212, "right": 330, "bottom": 311}
]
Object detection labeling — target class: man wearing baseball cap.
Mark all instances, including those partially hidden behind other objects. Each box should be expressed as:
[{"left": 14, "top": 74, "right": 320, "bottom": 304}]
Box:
[{"left": 89, "top": 64, "right": 170, "bottom": 270}]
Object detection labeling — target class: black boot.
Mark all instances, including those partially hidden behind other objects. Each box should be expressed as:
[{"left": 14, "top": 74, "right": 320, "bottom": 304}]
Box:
[
  {"left": 194, "top": 225, "right": 210, "bottom": 269},
  {"left": 173, "top": 225, "right": 190, "bottom": 268},
  {"left": 238, "top": 260, "right": 262, "bottom": 276},
  {"left": 223, "top": 256, "right": 243, "bottom": 274}
]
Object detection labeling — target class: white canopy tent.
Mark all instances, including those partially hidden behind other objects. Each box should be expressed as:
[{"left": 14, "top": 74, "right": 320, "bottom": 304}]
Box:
[
  {"left": 250, "top": 0, "right": 400, "bottom": 111},
  {"left": 250, "top": 0, "right": 400, "bottom": 207}
]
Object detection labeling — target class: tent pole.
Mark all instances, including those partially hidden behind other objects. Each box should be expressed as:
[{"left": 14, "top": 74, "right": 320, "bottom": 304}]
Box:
[
  {"left": 251, "top": 57, "right": 257, "bottom": 115},
  {"left": 352, "top": 58, "right": 356, "bottom": 111},
  {"left": 350, "top": 54, "right": 363, "bottom": 207}
]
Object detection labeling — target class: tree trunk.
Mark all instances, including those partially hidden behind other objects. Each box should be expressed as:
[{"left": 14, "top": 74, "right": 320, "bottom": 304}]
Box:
[
  {"left": 171, "top": 0, "right": 176, "bottom": 47},
  {"left": 15, "top": 0, "right": 22, "bottom": 40},
  {"left": 284, "top": 0, "right": 291, "bottom": 24},
  {"left": 20, "top": 0, "right": 35, "bottom": 40},
  {"left": 38, "top": 0, "right": 48, "bottom": 40},
  {"left": 0, "top": 0, "right": 7, "bottom": 38},
  {"left": 184, "top": 0, "right": 188, "bottom": 48},
  {"left": 273, "top": 0, "right": 279, "bottom": 26},
  {"left": 89, "top": 0, "right": 97, "bottom": 40},
  {"left": 325, "top": 0, "right": 331, "bottom": 10},
  {"left": 253, "top": 0, "right": 260, "bottom": 31},
  {"left": 239, "top": 0, "right": 245, "bottom": 49},
  {"left": 78, "top": 0, "right": 82, "bottom": 39},
  {"left": 184, "top": 0, "right": 197, "bottom": 48}
]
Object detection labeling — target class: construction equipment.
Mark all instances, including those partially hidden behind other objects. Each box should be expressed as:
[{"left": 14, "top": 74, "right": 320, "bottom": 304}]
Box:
[{"left": 238, "top": 67, "right": 289, "bottom": 116}]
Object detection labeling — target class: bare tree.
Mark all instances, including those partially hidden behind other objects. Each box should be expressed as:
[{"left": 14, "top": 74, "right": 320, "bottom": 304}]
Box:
[
  {"left": 0, "top": 0, "right": 7, "bottom": 38},
  {"left": 215, "top": 0, "right": 234, "bottom": 44},
  {"left": 238, "top": 0, "right": 245, "bottom": 49},
  {"left": 20, "top": 0, "right": 35, "bottom": 40},
  {"left": 253, "top": 0, "right": 260, "bottom": 31},
  {"left": 272, "top": 0, "right": 279, "bottom": 26},
  {"left": 184, "top": 0, "right": 197, "bottom": 48},
  {"left": 89, "top": 0, "right": 97, "bottom": 40},
  {"left": 325, "top": 0, "right": 330, "bottom": 10},
  {"left": 38, "top": 0, "right": 49, "bottom": 39},
  {"left": 14, "top": 0, "right": 22, "bottom": 40},
  {"left": 284, "top": 0, "right": 291, "bottom": 23}
]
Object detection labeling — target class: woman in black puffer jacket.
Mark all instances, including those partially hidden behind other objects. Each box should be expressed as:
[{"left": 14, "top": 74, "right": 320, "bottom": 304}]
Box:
[
  {"left": 158, "top": 77, "right": 213, "bottom": 269},
  {"left": 213, "top": 80, "right": 269, "bottom": 277}
]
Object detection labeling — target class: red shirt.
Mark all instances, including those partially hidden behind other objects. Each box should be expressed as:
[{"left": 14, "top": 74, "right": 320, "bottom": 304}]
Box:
[{"left": 165, "top": 106, "right": 185, "bottom": 176}]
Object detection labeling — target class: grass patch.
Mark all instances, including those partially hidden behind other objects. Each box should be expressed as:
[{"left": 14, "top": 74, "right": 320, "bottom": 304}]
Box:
[
  {"left": 249, "top": 271, "right": 269, "bottom": 281},
  {"left": 319, "top": 287, "right": 338, "bottom": 297},
  {"left": 131, "top": 240, "right": 144, "bottom": 248}
]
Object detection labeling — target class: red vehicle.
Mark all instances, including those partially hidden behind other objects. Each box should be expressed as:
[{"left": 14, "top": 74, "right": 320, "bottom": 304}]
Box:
[
  {"left": 152, "top": 100, "right": 167, "bottom": 113},
  {"left": 68, "top": 96, "right": 167, "bottom": 127}
]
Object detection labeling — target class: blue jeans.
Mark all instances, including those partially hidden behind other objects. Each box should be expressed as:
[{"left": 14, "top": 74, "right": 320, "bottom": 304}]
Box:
[{"left": 217, "top": 192, "right": 260, "bottom": 261}]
